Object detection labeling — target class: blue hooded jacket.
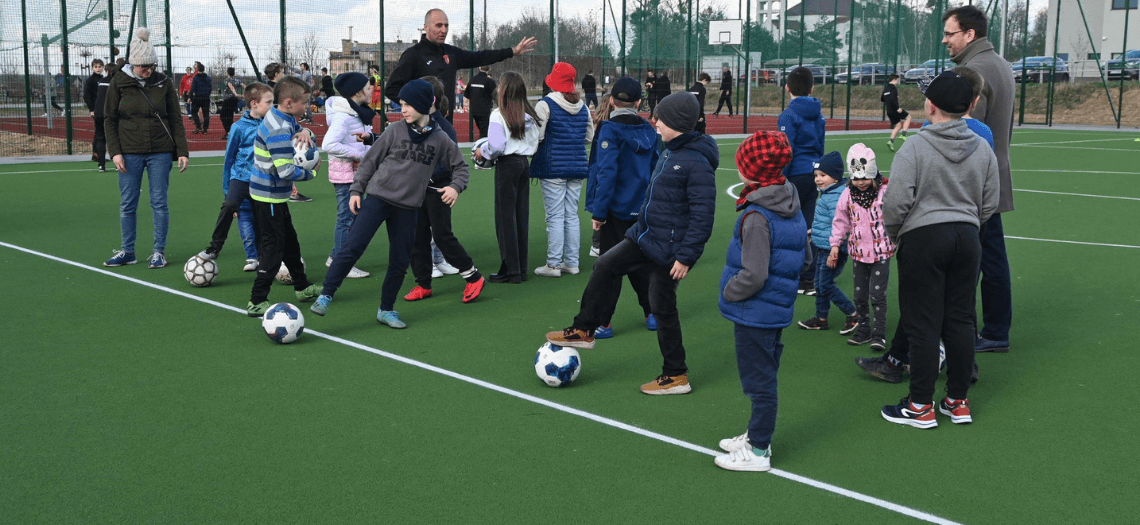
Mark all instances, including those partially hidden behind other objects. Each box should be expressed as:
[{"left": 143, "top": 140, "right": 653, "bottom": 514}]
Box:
[
  {"left": 777, "top": 97, "right": 826, "bottom": 177},
  {"left": 222, "top": 110, "right": 262, "bottom": 192},
  {"left": 625, "top": 132, "right": 718, "bottom": 268},
  {"left": 811, "top": 177, "right": 848, "bottom": 249},
  {"left": 585, "top": 115, "right": 659, "bottom": 222}
]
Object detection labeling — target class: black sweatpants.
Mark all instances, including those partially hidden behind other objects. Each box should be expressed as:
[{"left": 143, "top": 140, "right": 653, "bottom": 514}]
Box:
[
  {"left": 595, "top": 217, "right": 652, "bottom": 324},
  {"left": 250, "top": 200, "right": 312, "bottom": 304},
  {"left": 220, "top": 97, "right": 239, "bottom": 135},
  {"left": 411, "top": 188, "right": 480, "bottom": 289},
  {"left": 493, "top": 155, "right": 530, "bottom": 280},
  {"left": 572, "top": 239, "right": 686, "bottom": 376},
  {"left": 92, "top": 116, "right": 106, "bottom": 165},
  {"left": 715, "top": 93, "right": 734, "bottom": 115},
  {"left": 896, "top": 222, "right": 980, "bottom": 404},
  {"left": 473, "top": 114, "right": 490, "bottom": 140},
  {"left": 207, "top": 180, "right": 252, "bottom": 256},
  {"left": 190, "top": 95, "right": 211, "bottom": 132}
]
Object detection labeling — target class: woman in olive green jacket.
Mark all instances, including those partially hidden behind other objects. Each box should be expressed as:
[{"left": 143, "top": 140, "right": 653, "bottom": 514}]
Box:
[{"left": 103, "top": 28, "right": 189, "bottom": 269}]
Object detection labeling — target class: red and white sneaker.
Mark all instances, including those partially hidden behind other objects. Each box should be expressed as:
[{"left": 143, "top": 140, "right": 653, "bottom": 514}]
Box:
[
  {"left": 881, "top": 397, "right": 938, "bottom": 429},
  {"left": 404, "top": 286, "right": 432, "bottom": 301},
  {"left": 462, "top": 277, "right": 485, "bottom": 303},
  {"left": 938, "top": 397, "right": 973, "bottom": 424}
]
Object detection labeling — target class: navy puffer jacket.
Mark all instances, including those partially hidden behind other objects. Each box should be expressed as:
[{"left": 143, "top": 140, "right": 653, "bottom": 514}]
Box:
[
  {"left": 625, "top": 132, "right": 718, "bottom": 268},
  {"left": 530, "top": 96, "right": 589, "bottom": 180}
]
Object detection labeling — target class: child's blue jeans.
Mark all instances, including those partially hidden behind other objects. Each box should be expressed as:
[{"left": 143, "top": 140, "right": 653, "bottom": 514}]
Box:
[
  {"left": 813, "top": 245, "right": 856, "bottom": 319},
  {"left": 733, "top": 324, "right": 784, "bottom": 449}
]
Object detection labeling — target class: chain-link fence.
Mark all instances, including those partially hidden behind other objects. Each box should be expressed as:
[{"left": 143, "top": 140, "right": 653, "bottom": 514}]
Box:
[{"left": 1, "top": 0, "right": 1136, "bottom": 157}]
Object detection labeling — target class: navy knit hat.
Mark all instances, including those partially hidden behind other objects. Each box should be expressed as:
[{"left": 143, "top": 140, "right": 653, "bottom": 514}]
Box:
[
  {"left": 814, "top": 151, "right": 844, "bottom": 181},
  {"left": 335, "top": 72, "right": 369, "bottom": 98},
  {"left": 398, "top": 79, "right": 435, "bottom": 116},
  {"left": 611, "top": 77, "right": 642, "bottom": 103}
]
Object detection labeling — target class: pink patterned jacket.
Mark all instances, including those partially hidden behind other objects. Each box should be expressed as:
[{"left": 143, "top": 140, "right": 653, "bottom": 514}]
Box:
[{"left": 829, "top": 183, "right": 896, "bottom": 264}]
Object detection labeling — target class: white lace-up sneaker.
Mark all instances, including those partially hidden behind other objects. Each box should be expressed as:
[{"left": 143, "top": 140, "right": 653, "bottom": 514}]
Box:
[
  {"left": 347, "top": 266, "right": 370, "bottom": 278},
  {"left": 534, "top": 264, "right": 562, "bottom": 277},
  {"left": 436, "top": 261, "right": 460, "bottom": 275}
]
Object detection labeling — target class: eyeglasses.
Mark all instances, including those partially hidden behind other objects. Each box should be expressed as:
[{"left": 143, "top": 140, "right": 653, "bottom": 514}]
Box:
[
  {"left": 136, "top": 64, "right": 156, "bottom": 70},
  {"left": 942, "top": 30, "right": 965, "bottom": 38}
]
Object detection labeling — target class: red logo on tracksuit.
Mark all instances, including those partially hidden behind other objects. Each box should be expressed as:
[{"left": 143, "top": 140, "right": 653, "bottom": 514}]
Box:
[{"left": 444, "top": 55, "right": 450, "bottom": 65}]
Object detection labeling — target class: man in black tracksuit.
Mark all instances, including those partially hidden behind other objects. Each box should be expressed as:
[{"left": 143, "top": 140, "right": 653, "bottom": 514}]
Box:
[
  {"left": 83, "top": 58, "right": 105, "bottom": 166},
  {"left": 582, "top": 70, "right": 598, "bottom": 108},
  {"left": 688, "top": 73, "right": 710, "bottom": 133},
  {"left": 385, "top": 8, "right": 537, "bottom": 122},
  {"left": 464, "top": 66, "right": 496, "bottom": 139},
  {"left": 714, "top": 66, "right": 734, "bottom": 116}
]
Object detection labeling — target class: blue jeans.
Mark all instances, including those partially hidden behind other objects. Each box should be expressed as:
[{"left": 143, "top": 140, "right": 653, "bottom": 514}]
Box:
[
  {"left": 978, "top": 213, "right": 1012, "bottom": 341},
  {"left": 237, "top": 200, "right": 257, "bottom": 259},
  {"left": 814, "top": 245, "right": 855, "bottom": 318},
  {"left": 733, "top": 325, "right": 784, "bottom": 449},
  {"left": 330, "top": 183, "right": 356, "bottom": 260},
  {"left": 539, "top": 178, "right": 583, "bottom": 268},
  {"left": 323, "top": 196, "right": 418, "bottom": 311},
  {"left": 118, "top": 152, "right": 171, "bottom": 254}
]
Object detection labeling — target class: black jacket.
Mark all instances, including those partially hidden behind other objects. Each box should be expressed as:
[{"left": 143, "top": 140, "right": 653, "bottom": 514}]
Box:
[
  {"left": 720, "top": 71, "right": 732, "bottom": 94},
  {"left": 688, "top": 82, "right": 706, "bottom": 112},
  {"left": 93, "top": 73, "right": 112, "bottom": 118},
  {"left": 881, "top": 83, "right": 900, "bottom": 113},
  {"left": 385, "top": 34, "right": 514, "bottom": 119},
  {"left": 582, "top": 74, "right": 597, "bottom": 94},
  {"left": 656, "top": 74, "right": 671, "bottom": 98},
  {"left": 320, "top": 75, "right": 334, "bottom": 97},
  {"left": 464, "top": 71, "right": 497, "bottom": 116},
  {"left": 83, "top": 73, "right": 102, "bottom": 112}
]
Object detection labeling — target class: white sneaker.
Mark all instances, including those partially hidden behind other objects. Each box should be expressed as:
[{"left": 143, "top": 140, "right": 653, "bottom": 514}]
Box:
[
  {"left": 714, "top": 445, "right": 772, "bottom": 472},
  {"left": 243, "top": 259, "right": 258, "bottom": 272},
  {"left": 436, "top": 261, "right": 460, "bottom": 275},
  {"left": 718, "top": 433, "right": 750, "bottom": 452},
  {"left": 534, "top": 265, "right": 562, "bottom": 277},
  {"left": 558, "top": 264, "right": 580, "bottom": 275},
  {"left": 589, "top": 246, "right": 600, "bottom": 257},
  {"left": 432, "top": 267, "right": 444, "bottom": 278},
  {"left": 326, "top": 256, "right": 333, "bottom": 267},
  {"left": 347, "top": 266, "right": 371, "bottom": 278}
]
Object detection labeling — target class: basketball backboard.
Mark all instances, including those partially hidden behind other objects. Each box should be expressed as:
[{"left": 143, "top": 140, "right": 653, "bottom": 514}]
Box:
[{"left": 709, "top": 19, "right": 743, "bottom": 46}]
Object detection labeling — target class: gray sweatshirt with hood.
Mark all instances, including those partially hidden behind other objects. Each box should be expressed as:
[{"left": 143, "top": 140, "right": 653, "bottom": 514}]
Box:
[
  {"left": 723, "top": 182, "right": 814, "bottom": 302},
  {"left": 883, "top": 119, "right": 1000, "bottom": 242},
  {"left": 351, "top": 120, "right": 470, "bottom": 209}
]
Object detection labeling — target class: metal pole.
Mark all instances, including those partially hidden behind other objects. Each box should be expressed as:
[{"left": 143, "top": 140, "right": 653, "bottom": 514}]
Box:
[
  {"left": 831, "top": 0, "right": 837, "bottom": 119},
  {"left": 470, "top": 0, "right": 475, "bottom": 138},
  {"left": 20, "top": 0, "right": 32, "bottom": 134},
  {"left": 686, "top": 0, "right": 692, "bottom": 87},
  {"left": 1046, "top": 0, "right": 1061, "bottom": 126},
  {"left": 779, "top": 0, "right": 787, "bottom": 110},
  {"left": 108, "top": 0, "right": 115, "bottom": 66},
  {"left": 602, "top": 0, "right": 606, "bottom": 83},
  {"left": 551, "top": 0, "right": 556, "bottom": 68},
  {"left": 137, "top": 0, "right": 147, "bottom": 28},
  {"left": 163, "top": 0, "right": 172, "bottom": 75},
  {"left": 999, "top": 0, "right": 1008, "bottom": 58},
  {"left": 743, "top": 0, "right": 751, "bottom": 133},
  {"left": 1120, "top": 0, "right": 1131, "bottom": 129},
  {"left": 1075, "top": 0, "right": 1117, "bottom": 124},
  {"left": 845, "top": 0, "right": 854, "bottom": 130},
  {"left": 225, "top": 0, "right": 261, "bottom": 81},
  {"left": 62, "top": 0, "right": 73, "bottom": 154},
  {"left": 799, "top": 0, "right": 805, "bottom": 67},
  {"left": 621, "top": 0, "right": 626, "bottom": 74},
  {"left": 280, "top": 0, "right": 286, "bottom": 64},
  {"left": 1017, "top": 0, "right": 1028, "bottom": 125}
]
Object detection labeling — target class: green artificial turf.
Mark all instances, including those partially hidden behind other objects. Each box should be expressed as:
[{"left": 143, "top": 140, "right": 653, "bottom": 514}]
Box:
[{"left": 2, "top": 128, "right": 1139, "bottom": 523}]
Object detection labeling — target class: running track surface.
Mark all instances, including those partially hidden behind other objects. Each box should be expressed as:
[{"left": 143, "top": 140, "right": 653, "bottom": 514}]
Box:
[{"left": 2, "top": 111, "right": 888, "bottom": 152}]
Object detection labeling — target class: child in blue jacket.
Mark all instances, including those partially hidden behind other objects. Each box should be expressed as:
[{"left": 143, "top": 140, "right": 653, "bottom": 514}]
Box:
[
  {"left": 777, "top": 66, "right": 826, "bottom": 294},
  {"left": 714, "top": 130, "right": 811, "bottom": 472},
  {"left": 797, "top": 150, "right": 858, "bottom": 334}
]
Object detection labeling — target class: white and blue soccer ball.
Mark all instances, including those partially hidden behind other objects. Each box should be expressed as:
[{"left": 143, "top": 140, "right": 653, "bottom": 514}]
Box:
[
  {"left": 183, "top": 255, "right": 217, "bottom": 287},
  {"left": 471, "top": 137, "right": 495, "bottom": 169},
  {"left": 262, "top": 302, "right": 305, "bottom": 344},
  {"left": 293, "top": 137, "right": 320, "bottom": 171},
  {"left": 535, "top": 342, "right": 581, "bottom": 387}
]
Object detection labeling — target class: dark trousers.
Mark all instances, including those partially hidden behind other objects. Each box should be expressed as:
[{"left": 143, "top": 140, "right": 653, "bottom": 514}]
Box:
[
  {"left": 493, "top": 155, "right": 530, "bottom": 279},
  {"left": 715, "top": 93, "right": 734, "bottom": 115},
  {"left": 473, "top": 114, "right": 490, "bottom": 139},
  {"left": 572, "top": 239, "right": 686, "bottom": 376},
  {"left": 585, "top": 92, "right": 598, "bottom": 108},
  {"left": 788, "top": 173, "right": 818, "bottom": 284},
  {"left": 190, "top": 95, "right": 210, "bottom": 131},
  {"left": 897, "top": 223, "right": 980, "bottom": 404},
  {"left": 695, "top": 115, "right": 706, "bottom": 134},
  {"left": 411, "top": 189, "right": 479, "bottom": 288},
  {"left": 250, "top": 200, "right": 311, "bottom": 304},
  {"left": 323, "top": 196, "right": 418, "bottom": 311},
  {"left": 813, "top": 245, "right": 855, "bottom": 318},
  {"left": 852, "top": 259, "right": 890, "bottom": 339},
  {"left": 92, "top": 116, "right": 106, "bottom": 164},
  {"left": 220, "top": 98, "right": 239, "bottom": 135},
  {"left": 734, "top": 324, "right": 783, "bottom": 449},
  {"left": 977, "top": 213, "right": 1012, "bottom": 341},
  {"left": 596, "top": 217, "right": 652, "bottom": 324},
  {"left": 208, "top": 180, "right": 252, "bottom": 255}
]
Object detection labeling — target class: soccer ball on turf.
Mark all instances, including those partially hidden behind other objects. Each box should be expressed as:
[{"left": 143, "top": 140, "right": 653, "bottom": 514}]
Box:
[
  {"left": 276, "top": 257, "right": 306, "bottom": 284},
  {"left": 262, "top": 302, "right": 305, "bottom": 344},
  {"left": 293, "top": 136, "right": 320, "bottom": 171},
  {"left": 471, "top": 137, "right": 495, "bottom": 169},
  {"left": 535, "top": 342, "right": 581, "bottom": 387},
  {"left": 183, "top": 255, "right": 218, "bottom": 287}
]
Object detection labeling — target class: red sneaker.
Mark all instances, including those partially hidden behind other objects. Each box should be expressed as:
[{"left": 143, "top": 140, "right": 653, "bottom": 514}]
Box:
[
  {"left": 404, "top": 286, "right": 432, "bottom": 301},
  {"left": 462, "top": 277, "right": 485, "bottom": 303},
  {"left": 938, "top": 397, "right": 973, "bottom": 424}
]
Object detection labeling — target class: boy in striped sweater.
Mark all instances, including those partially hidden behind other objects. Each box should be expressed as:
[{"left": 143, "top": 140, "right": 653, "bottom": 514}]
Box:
[{"left": 246, "top": 77, "right": 322, "bottom": 317}]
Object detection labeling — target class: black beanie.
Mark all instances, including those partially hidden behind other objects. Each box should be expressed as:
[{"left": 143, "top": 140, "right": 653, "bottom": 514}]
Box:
[
  {"left": 653, "top": 92, "right": 700, "bottom": 134},
  {"left": 335, "top": 72, "right": 369, "bottom": 98},
  {"left": 398, "top": 79, "right": 435, "bottom": 116}
]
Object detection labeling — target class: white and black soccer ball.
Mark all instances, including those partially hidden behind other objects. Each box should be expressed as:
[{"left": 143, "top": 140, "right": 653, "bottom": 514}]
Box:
[
  {"left": 293, "top": 136, "right": 320, "bottom": 171},
  {"left": 471, "top": 137, "right": 495, "bottom": 169},
  {"left": 535, "top": 342, "right": 581, "bottom": 387},
  {"left": 262, "top": 302, "right": 305, "bottom": 344},
  {"left": 275, "top": 257, "right": 306, "bottom": 284},
  {"left": 183, "top": 255, "right": 218, "bottom": 287}
]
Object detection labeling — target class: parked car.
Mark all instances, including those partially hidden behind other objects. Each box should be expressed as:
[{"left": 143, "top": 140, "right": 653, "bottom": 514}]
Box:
[
  {"left": 903, "top": 59, "right": 949, "bottom": 83},
  {"left": 1012, "top": 56, "right": 1069, "bottom": 83},
  {"left": 782, "top": 64, "right": 833, "bottom": 84},
  {"left": 835, "top": 63, "right": 895, "bottom": 85},
  {"left": 1101, "top": 49, "right": 1140, "bottom": 81}
]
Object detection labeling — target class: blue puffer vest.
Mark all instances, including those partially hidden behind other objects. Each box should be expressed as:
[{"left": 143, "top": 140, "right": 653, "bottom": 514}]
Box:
[
  {"left": 719, "top": 204, "right": 806, "bottom": 329},
  {"left": 530, "top": 96, "right": 589, "bottom": 180}
]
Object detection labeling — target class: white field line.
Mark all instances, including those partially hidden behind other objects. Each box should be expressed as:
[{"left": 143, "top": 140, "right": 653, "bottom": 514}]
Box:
[
  {"left": 1012, "top": 145, "right": 1137, "bottom": 152},
  {"left": 1012, "top": 189, "right": 1140, "bottom": 201},
  {"left": 1011, "top": 138, "right": 1136, "bottom": 146},
  {"left": 0, "top": 240, "right": 961, "bottom": 525}
]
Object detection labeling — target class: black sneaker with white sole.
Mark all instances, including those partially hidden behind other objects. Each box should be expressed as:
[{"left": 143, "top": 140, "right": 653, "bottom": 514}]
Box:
[
  {"left": 856, "top": 355, "right": 904, "bottom": 383},
  {"left": 839, "top": 314, "right": 860, "bottom": 335},
  {"left": 797, "top": 316, "right": 829, "bottom": 330}
]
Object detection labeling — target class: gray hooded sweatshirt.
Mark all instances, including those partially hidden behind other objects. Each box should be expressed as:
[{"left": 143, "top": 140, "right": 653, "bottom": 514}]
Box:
[
  {"left": 953, "top": 37, "right": 1016, "bottom": 214},
  {"left": 883, "top": 119, "right": 1001, "bottom": 243},
  {"left": 723, "top": 182, "right": 813, "bottom": 302}
]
